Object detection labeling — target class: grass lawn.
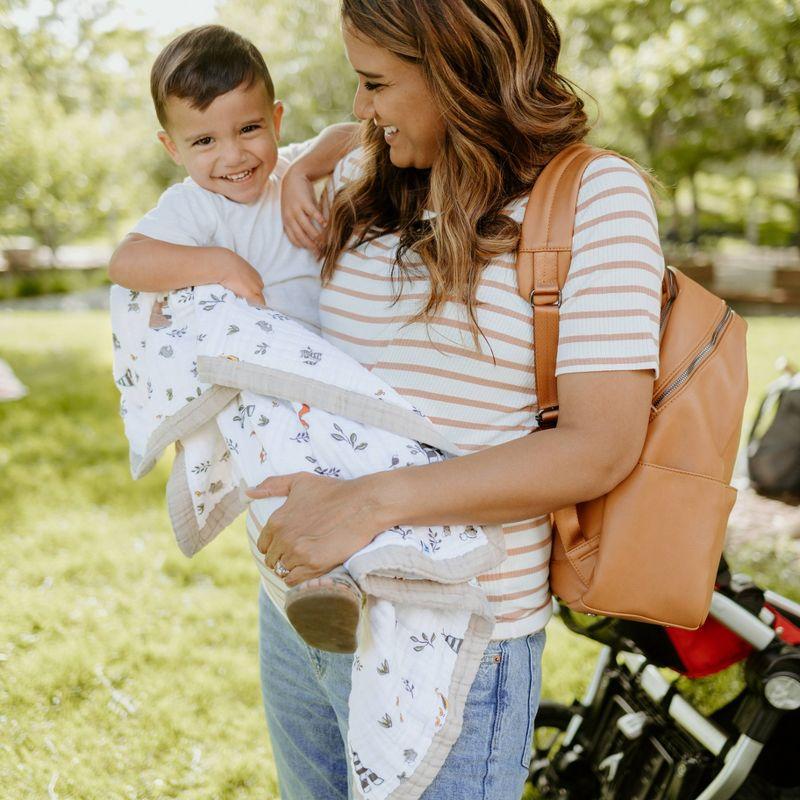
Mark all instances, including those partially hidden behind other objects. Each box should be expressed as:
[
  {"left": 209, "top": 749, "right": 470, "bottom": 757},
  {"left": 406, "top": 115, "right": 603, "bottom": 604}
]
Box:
[{"left": 1, "top": 310, "right": 799, "bottom": 799}]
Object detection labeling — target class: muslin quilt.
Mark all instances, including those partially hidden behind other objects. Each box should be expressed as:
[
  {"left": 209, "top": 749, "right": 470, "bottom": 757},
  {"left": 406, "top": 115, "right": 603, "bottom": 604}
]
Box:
[{"left": 110, "top": 283, "right": 506, "bottom": 800}]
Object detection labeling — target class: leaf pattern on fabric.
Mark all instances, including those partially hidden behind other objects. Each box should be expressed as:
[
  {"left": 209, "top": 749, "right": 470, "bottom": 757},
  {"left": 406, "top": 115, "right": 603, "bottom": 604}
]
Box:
[
  {"left": 199, "top": 293, "right": 227, "bottom": 311},
  {"left": 410, "top": 632, "right": 436, "bottom": 652},
  {"left": 330, "top": 423, "right": 368, "bottom": 451},
  {"left": 109, "top": 283, "right": 501, "bottom": 800}
]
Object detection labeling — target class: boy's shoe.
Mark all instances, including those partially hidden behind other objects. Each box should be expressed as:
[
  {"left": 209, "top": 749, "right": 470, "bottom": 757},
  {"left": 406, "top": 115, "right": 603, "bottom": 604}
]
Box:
[{"left": 284, "top": 566, "right": 363, "bottom": 654}]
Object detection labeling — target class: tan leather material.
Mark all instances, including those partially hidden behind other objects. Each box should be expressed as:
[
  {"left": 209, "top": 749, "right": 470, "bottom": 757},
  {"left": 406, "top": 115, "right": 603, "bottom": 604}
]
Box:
[
  {"left": 520, "top": 144, "right": 606, "bottom": 421},
  {"left": 517, "top": 147, "right": 749, "bottom": 630},
  {"left": 580, "top": 465, "right": 736, "bottom": 626}
]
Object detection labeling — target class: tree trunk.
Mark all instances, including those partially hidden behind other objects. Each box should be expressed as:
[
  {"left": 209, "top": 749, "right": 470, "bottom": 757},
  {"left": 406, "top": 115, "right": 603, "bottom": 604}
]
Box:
[
  {"left": 794, "top": 161, "right": 800, "bottom": 249},
  {"left": 665, "top": 184, "right": 681, "bottom": 244},
  {"left": 688, "top": 172, "right": 701, "bottom": 245}
]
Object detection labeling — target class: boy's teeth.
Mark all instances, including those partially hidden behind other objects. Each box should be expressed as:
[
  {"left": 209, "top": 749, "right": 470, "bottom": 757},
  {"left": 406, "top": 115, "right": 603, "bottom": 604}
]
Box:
[{"left": 224, "top": 169, "right": 253, "bottom": 181}]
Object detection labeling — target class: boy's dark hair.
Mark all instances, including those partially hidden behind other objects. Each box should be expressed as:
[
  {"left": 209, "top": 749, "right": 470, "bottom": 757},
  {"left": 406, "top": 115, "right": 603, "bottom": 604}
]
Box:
[{"left": 151, "top": 25, "right": 274, "bottom": 128}]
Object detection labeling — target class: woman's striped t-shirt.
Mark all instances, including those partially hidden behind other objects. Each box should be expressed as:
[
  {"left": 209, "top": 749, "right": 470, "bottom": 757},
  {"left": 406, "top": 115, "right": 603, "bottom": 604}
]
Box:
[{"left": 319, "top": 150, "right": 664, "bottom": 640}]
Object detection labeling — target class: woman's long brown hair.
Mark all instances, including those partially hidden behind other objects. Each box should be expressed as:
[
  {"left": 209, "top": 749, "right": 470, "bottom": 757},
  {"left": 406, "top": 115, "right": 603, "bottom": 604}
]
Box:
[{"left": 323, "top": 0, "right": 590, "bottom": 341}]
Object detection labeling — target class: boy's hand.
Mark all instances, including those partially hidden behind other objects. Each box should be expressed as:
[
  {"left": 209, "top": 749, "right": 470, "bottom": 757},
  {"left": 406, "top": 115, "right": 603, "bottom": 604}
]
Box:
[
  {"left": 219, "top": 250, "right": 266, "bottom": 306},
  {"left": 282, "top": 162, "right": 326, "bottom": 255}
]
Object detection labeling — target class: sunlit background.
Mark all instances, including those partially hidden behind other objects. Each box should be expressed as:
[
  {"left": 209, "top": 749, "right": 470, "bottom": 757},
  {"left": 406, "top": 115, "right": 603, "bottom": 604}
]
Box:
[
  {"left": 1, "top": 0, "right": 798, "bottom": 276},
  {"left": 1, "top": 1, "right": 799, "bottom": 798}
]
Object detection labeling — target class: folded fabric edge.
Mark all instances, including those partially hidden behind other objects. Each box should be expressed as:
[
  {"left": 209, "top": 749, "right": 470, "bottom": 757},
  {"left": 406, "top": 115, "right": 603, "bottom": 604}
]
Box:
[
  {"left": 347, "top": 531, "right": 505, "bottom": 589},
  {"left": 197, "top": 355, "right": 462, "bottom": 457},
  {"left": 358, "top": 574, "right": 494, "bottom": 624},
  {"left": 166, "top": 445, "right": 248, "bottom": 557},
  {"left": 377, "top": 612, "right": 493, "bottom": 800},
  {"left": 129, "top": 385, "right": 240, "bottom": 480}
]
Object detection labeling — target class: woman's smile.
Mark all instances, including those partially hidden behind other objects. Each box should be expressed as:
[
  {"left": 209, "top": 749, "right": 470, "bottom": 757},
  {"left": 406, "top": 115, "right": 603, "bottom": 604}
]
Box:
[{"left": 343, "top": 26, "right": 445, "bottom": 169}]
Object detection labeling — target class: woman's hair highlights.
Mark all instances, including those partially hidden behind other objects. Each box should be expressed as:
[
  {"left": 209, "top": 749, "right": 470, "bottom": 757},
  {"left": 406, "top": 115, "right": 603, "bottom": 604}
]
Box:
[{"left": 323, "top": 0, "right": 590, "bottom": 341}]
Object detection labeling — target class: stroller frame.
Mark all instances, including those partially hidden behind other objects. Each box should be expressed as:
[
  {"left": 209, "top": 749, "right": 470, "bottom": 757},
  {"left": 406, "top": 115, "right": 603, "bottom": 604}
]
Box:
[{"left": 532, "top": 586, "right": 800, "bottom": 800}]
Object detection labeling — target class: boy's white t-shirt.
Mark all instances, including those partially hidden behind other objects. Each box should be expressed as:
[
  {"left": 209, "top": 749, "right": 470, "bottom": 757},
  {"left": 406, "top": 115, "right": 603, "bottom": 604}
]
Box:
[{"left": 132, "top": 140, "right": 322, "bottom": 331}]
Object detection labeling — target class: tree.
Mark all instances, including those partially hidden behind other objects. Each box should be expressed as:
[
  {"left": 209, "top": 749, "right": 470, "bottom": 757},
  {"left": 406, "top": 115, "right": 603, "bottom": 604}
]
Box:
[
  {"left": 0, "top": 0, "right": 168, "bottom": 259},
  {"left": 218, "top": 0, "right": 355, "bottom": 143},
  {"left": 555, "top": 0, "right": 799, "bottom": 244}
]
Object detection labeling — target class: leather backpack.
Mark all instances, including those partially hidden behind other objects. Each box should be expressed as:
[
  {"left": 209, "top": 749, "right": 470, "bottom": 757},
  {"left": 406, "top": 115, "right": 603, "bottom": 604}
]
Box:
[{"left": 516, "top": 144, "right": 748, "bottom": 630}]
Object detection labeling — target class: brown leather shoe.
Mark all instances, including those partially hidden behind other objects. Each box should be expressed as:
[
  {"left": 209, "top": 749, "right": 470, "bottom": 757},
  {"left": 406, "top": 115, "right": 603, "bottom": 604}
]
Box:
[{"left": 284, "top": 568, "right": 363, "bottom": 654}]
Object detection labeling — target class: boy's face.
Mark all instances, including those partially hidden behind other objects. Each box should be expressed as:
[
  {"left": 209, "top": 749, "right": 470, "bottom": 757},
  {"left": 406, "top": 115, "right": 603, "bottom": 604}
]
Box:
[{"left": 158, "top": 80, "right": 283, "bottom": 204}]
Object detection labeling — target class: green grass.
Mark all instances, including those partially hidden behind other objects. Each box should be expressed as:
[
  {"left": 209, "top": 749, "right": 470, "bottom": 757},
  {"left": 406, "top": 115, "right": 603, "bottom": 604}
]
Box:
[
  {"left": 0, "top": 267, "right": 110, "bottom": 301},
  {"left": 1, "top": 310, "right": 799, "bottom": 799}
]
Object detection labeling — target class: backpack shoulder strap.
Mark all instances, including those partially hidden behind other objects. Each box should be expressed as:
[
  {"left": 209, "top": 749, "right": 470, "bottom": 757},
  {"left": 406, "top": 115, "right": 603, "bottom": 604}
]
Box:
[{"left": 516, "top": 143, "right": 610, "bottom": 426}]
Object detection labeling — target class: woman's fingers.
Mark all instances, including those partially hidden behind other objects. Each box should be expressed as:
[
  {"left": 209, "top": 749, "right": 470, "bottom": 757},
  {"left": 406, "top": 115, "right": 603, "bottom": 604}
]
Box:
[
  {"left": 246, "top": 474, "right": 296, "bottom": 499},
  {"left": 282, "top": 566, "right": 316, "bottom": 587},
  {"left": 257, "top": 519, "right": 273, "bottom": 554}
]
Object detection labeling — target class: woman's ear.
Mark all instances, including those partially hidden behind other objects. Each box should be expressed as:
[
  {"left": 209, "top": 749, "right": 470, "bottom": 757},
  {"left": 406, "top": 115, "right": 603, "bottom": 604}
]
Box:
[{"left": 157, "top": 131, "right": 183, "bottom": 165}]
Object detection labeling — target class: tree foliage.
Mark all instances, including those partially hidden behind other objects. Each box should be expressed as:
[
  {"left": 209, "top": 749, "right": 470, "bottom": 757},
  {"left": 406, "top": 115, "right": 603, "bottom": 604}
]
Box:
[
  {"left": 0, "top": 0, "right": 797, "bottom": 251},
  {"left": 555, "top": 0, "right": 800, "bottom": 241},
  {"left": 218, "top": 0, "right": 356, "bottom": 143},
  {"left": 0, "top": 0, "right": 165, "bottom": 259}
]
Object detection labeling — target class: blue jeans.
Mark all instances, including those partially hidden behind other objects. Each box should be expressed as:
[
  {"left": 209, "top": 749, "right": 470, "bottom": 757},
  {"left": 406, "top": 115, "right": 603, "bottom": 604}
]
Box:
[{"left": 258, "top": 587, "right": 545, "bottom": 800}]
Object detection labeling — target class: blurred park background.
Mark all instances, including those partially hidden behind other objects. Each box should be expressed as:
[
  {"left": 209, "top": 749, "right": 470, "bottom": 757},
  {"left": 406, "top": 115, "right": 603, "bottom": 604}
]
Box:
[{"left": 1, "top": 0, "right": 799, "bottom": 798}]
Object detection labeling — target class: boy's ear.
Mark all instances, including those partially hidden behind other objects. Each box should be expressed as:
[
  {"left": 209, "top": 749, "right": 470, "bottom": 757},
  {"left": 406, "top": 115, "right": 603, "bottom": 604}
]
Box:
[
  {"left": 272, "top": 101, "right": 284, "bottom": 141},
  {"left": 157, "top": 131, "right": 183, "bottom": 166}
]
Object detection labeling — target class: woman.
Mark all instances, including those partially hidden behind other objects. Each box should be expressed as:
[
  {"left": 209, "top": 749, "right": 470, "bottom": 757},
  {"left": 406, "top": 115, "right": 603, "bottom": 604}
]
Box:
[{"left": 248, "top": 1, "right": 663, "bottom": 797}]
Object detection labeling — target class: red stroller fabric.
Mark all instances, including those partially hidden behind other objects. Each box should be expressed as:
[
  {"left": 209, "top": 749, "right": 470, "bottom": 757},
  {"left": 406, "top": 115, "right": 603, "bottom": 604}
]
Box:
[{"left": 666, "top": 617, "right": 754, "bottom": 678}]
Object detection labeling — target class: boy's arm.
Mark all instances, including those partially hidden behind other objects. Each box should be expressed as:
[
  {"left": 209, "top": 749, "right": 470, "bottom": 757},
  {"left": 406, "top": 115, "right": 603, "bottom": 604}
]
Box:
[
  {"left": 281, "top": 122, "right": 360, "bottom": 252},
  {"left": 108, "top": 234, "right": 265, "bottom": 305}
]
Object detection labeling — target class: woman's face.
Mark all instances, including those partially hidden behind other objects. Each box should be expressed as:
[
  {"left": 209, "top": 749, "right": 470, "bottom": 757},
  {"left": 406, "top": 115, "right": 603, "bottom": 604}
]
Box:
[{"left": 343, "top": 25, "right": 446, "bottom": 170}]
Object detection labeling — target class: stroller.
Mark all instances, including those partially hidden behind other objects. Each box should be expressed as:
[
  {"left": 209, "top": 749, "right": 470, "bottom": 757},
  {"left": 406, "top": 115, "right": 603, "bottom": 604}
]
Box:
[{"left": 527, "top": 557, "right": 800, "bottom": 799}]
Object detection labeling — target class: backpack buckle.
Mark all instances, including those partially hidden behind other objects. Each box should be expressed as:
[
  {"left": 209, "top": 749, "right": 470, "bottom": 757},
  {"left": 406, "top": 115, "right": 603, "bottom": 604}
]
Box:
[
  {"left": 535, "top": 406, "right": 559, "bottom": 427},
  {"left": 529, "top": 288, "right": 562, "bottom": 308}
]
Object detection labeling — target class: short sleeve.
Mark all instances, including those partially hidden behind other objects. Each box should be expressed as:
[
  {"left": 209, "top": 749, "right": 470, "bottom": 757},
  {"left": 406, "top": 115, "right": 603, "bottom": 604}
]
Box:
[
  {"left": 555, "top": 156, "right": 664, "bottom": 379},
  {"left": 322, "top": 146, "right": 366, "bottom": 212},
  {"left": 131, "top": 180, "right": 217, "bottom": 247},
  {"left": 273, "top": 136, "right": 319, "bottom": 179}
]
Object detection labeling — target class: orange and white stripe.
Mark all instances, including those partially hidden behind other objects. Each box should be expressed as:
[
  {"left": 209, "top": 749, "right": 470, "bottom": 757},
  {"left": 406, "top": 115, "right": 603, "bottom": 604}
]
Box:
[{"left": 317, "top": 152, "right": 663, "bottom": 639}]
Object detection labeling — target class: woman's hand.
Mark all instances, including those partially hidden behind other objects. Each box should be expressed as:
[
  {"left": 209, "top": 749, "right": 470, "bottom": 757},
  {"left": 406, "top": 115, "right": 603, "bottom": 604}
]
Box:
[
  {"left": 245, "top": 472, "right": 384, "bottom": 586},
  {"left": 281, "top": 163, "right": 326, "bottom": 255}
]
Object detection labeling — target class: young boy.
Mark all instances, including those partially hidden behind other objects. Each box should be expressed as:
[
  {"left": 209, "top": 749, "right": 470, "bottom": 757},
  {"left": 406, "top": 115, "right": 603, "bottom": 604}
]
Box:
[{"left": 110, "top": 24, "right": 362, "bottom": 652}]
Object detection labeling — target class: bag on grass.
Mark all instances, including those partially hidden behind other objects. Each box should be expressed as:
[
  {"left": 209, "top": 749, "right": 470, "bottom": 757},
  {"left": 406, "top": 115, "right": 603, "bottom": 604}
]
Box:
[
  {"left": 516, "top": 144, "right": 748, "bottom": 630},
  {"left": 747, "top": 367, "right": 800, "bottom": 499}
]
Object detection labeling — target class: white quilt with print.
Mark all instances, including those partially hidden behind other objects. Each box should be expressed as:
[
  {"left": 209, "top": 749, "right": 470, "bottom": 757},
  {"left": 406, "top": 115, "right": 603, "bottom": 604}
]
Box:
[{"left": 110, "top": 284, "right": 505, "bottom": 800}]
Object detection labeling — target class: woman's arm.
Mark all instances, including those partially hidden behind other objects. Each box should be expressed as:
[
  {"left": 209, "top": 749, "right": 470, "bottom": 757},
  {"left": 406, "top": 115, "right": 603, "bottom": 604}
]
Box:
[
  {"left": 371, "top": 370, "right": 653, "bottom": 527},
  {"left": 247, "top": 368, "right": 653, "bottom": 585},
  {"left": 108, "top": 233, "right": 266, "bottom": 305}
]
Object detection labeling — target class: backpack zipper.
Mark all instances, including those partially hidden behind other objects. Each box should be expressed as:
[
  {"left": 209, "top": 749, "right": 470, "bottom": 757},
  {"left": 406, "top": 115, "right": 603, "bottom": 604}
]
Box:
[{"left": 652, "top": 306, "right": 734, "bottom": 411}]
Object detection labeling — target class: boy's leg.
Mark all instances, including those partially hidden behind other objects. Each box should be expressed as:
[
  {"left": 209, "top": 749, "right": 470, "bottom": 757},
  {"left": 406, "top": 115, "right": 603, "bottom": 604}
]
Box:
[{"left": 259, "top": 585, "right": 351, "bottom": 800}]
